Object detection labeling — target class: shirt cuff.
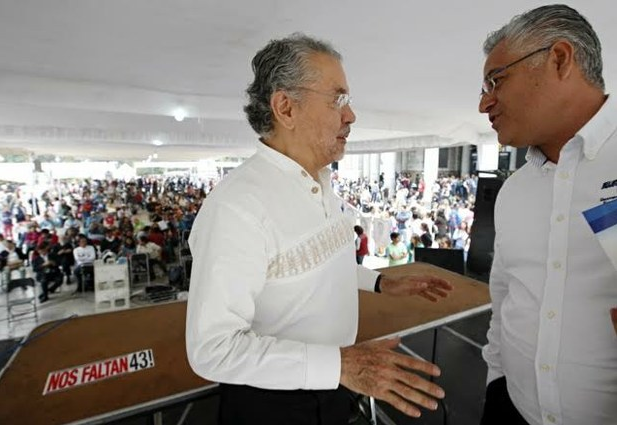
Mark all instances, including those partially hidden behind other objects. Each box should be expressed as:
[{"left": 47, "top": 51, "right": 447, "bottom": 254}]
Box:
[
  {"left": 304, "top": 344, "right": 341, "bottom": 390},
  {"left": 356, "top": 265, "right": 380, "bottom": 292}
]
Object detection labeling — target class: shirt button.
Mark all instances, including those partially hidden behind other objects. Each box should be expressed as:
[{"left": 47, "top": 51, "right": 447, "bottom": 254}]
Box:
[
  {"left": 547, "top": 311, "right": 556, "bottom": 319},
  {"left": 547, "top": 414, "right": 556, "bottom": 423},
  {"left": 552, "top": 261, "right": 562, "bottom": 269},
  {"left": 540, "top": 364, "right": 551, "bottom": 372},
  {"left": 301, "top": 170, "right": 308, "bottom": 177},
  {"left": 311, "top": 187, "right": 319, "bottom": 194},
  {"left": 559, "top": 171, "right": 570, "bottom": 180},
  {"left": 556, "top": 214, "right": 565, "bottom": 222}
]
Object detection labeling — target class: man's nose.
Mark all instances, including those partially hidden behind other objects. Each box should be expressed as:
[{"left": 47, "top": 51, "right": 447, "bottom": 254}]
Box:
[
  {"left": 479, "top": 92, "right": 496, "bottom": 114},
  {"left": 343, "top": 104, "right": 356, "bottom": 124}
]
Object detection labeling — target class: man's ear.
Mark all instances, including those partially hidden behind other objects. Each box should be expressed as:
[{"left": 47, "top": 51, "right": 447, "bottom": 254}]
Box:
[
  {"left": 271, "top": 90, "right": 295, "bottom": 131},
  {"left": 550, "top": 40, "right": 576, "bottom": 81}
]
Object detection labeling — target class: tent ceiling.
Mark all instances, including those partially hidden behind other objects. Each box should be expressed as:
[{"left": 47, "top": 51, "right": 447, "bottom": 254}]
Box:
[{"left": 0, "top": 0, "right": 614, "bottom": 161}]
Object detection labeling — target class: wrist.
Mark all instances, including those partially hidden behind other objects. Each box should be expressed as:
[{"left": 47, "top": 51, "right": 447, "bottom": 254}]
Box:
[{"left": 374, "top": 274, "right": 383, "bottom": 293}]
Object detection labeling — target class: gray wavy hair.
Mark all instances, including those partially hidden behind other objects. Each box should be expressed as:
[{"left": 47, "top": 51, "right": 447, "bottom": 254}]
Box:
[
  {"left": 483, "top": 4, "right": 604, "bottom": 90},
  {"left": 244, "top": 33, "right": 342, "bottom": 140}
]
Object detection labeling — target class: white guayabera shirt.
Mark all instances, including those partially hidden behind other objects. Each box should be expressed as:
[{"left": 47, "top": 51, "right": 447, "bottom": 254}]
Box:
[{"left": 186, "top": 142, "right": 378, "bottom": 390}]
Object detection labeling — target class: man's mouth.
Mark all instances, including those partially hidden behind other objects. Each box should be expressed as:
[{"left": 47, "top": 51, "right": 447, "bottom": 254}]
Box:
[{"left": 489, "top": 114, "right": 500, "bottom": 129}]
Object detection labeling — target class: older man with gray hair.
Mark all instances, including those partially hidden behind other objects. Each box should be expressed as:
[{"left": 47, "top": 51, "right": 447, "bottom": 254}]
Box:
[
  {"left": 186, "top": 33, "right": 452, "bottom": 424},
  {"left": 479, "top": 4, "right": 617, "bottom": 425}
]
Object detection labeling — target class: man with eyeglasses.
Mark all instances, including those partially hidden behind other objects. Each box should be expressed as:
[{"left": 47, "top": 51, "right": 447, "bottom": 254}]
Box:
[
  {"left": 479, "top": 5, "right": 617, "bottom": 425},
  {"left": 185, "top": 33, "right": 453, "bottom": 424}
]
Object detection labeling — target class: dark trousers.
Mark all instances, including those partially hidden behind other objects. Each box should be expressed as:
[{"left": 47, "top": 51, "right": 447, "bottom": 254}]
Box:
[
  {"left": 481, "top": 377, "right": 529, "bottom": 425},
  {"left": 218, "top": 384, "right": 352, "bottom": 425},
  {"left": 38, "top": 272, "right": 62, "bottom": 299}
]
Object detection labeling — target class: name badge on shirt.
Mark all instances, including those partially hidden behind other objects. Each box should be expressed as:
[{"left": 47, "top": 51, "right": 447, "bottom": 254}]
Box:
[{"left": 583, "top": 198, "right": 617, "bottom": 271}]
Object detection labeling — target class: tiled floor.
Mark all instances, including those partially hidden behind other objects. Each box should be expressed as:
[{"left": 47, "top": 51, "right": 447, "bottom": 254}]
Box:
[{"left": 0, "top": 270, "right": 183, "bottom": 342}]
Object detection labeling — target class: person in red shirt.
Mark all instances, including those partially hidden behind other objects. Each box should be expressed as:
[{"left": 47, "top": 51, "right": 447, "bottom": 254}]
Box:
[{"left": 353, "top": 225, "right": 369, "bottom": 265}]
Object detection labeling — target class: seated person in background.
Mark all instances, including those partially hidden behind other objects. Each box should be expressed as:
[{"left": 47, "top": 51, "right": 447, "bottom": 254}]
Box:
[
  {"left": 136, "top": 235, "right": 166, "bottom": 280},
  {"left": 23, "top": 224, "right": 40, "bottom": 259},
  {"left": 100, "top": 229, "right": 121, "bottom": 254},
  {"left": 3, "top": 239, "right": 27, "bottom": 269},
  {"left": 73, "top": 234, "right": 96, "bottom": 292},
  {"left": 147, "top": 223, "right": 165, "bottom": 247},
  {"left": 54, "top": 234, "right": 75, "bottom": 284},
  {"left": 32, "top": 242, "right": 63, "bottom": 303},
  {"left": 36, "top": 228, "right": 58, "bottom": 248},
  {"left": 119, "top": 235, "right": 137, "bottom": 258},
  {"left": 87, "top": 219, "right": 105, "bottom": 242}
]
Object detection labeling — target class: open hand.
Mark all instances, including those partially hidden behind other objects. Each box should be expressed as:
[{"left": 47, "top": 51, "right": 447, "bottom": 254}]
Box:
[
  {"left": 380, "top": 274, "right": 453, "bottom": 302},
  {"left": 340, "top": 338, "right": 445, "bottom": 418}
]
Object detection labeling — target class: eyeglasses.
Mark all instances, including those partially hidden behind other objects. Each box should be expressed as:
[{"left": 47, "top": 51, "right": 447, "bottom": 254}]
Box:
[
  {"left": 291, "top": 87, "right": 352, "bottom": 109},
  {"left": 480, "top": 46, "right": 552, "bottom": 96}
]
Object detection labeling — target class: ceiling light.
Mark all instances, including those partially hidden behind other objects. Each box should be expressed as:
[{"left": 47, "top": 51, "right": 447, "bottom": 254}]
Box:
[
  {"left": 173, "top": 108, "right": 186, "bottom": 122},
  {"left": 152, "top": 140, "right": 163, "bottom": 146}
]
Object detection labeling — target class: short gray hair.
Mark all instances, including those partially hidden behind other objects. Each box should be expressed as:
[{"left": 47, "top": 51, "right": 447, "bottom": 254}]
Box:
[
  {"left": 483, "top": 4, "right": 604, "bottom": 90},
  {"left": 244, "top": 33, "right": 342, "bottom": 140}
]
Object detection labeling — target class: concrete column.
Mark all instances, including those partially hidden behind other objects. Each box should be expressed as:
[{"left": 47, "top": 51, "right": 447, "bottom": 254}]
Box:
[
  {"left": 476, "top": 143, "right": 499, "bottom": 173},
  {"left": 362, "top": 154, "right": 370, "bottom": 180},
  {"left": 508, "top": 147, "right": 518, "bottom": 171},
  {"left": 369, "top": 153, "right": 380, "bottom": 183},
  {"left": 423, "top": 148, "right": 439, "bottom": 207},
  {"left": 461, "top": 144, "right": 471, "bottom": 176}
]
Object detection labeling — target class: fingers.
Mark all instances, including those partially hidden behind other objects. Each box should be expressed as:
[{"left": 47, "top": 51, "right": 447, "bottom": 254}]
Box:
[
  {"left": 425, "top": 276, "right": 454, "bottom": 290},
  {"left": 409, "top": 275, "right": 453, "bottom": 290},
  {"left": 383, "top": 389, "right": 423, "bottom": 418},
  {"left": 390, "top": 352, "right": 441, "bottom": 378},
  {"left": 376, "top": 337, "right": 402, "bottom": 350},
  {"left": 417, "top": 286, "right": 450, "bottom": 302},
  {"left": 391, "top": 380, "right": 441, "bottom": 411},
  {"left": 418, "top": 292, "right": 438, "bottom": 302}
]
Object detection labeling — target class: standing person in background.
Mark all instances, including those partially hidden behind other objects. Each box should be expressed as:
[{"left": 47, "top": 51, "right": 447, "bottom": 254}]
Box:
[
  {"left": 353, "top": 225, "right": 369, "bottom": 265},
  {"left": 186, "top": 33, "right": 453, "bottom": 425},
  {"left": 386, "top": 232, "right": 409, "bottom": 266},
  {"left": 479, "top": 5, "right": 617, "bottom": 424}
]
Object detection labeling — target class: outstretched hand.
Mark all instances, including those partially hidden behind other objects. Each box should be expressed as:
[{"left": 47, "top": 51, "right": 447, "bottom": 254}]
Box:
[
  {"left": 340, "top": 338, "right": 445, "bottom": 418},
  {"left": 380, "top": 274, "right": 453, "bottom": 302}
]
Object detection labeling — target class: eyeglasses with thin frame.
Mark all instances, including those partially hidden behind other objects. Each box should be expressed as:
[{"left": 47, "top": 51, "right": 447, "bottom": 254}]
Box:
[
  {"left": 291, "top": 87, "right": 352, "bottom": 109},
  {"left": 480, "top": 46, "right": 552, "bottom": 97}
]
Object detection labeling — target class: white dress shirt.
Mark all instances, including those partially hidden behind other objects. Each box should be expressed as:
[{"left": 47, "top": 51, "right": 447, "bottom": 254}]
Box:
[
  {"left": 483, "top": 95, "right": 617, "bottom": 425},
  {"left": 186, "top": 143, "right": 379, "bottom": 390}
]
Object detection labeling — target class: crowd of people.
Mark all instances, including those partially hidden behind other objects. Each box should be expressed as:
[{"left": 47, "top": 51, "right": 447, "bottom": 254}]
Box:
[
  {"left": 342, "top": 173, "right": 477, "bottom": 265},
  {"left": 0, "top": 176, "right": 211, "bottom": 302},
  {"left": 0, "top": 170, "right": 478, "bottom": 302}
]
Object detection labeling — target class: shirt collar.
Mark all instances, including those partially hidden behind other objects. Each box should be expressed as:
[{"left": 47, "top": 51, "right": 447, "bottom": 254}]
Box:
[
  {"left": 577, "top": 94, "right": 615, "bottom": 160},
  {"left": 256, "top": 142, "right": 331, "bottom": 186},
  {"left": 525, "top": 93, "right": 615, "bottom": 166}
]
